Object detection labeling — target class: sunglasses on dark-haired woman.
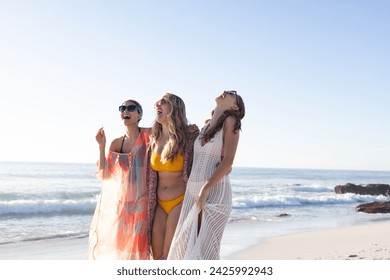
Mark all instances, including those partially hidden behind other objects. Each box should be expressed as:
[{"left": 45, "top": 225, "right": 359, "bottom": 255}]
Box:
[{"left": 119, "top": 105, "right": 137, "bottom": 112}]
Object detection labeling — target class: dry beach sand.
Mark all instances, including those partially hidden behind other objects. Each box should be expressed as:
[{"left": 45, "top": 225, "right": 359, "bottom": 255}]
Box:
[{"left": 230, "top": 220, "right": 390, "bottom": 260}]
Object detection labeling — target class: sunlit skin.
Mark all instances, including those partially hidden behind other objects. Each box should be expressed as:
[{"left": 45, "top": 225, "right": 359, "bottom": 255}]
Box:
[
  {"left": 152, "top": 96, "right": 186, "bottom": 260},
  {"left": 197, "top": 92, "right": 240, "bottom": 211},
  {"left": 96, "top": 101, "right": 142, "bottom": 168}
]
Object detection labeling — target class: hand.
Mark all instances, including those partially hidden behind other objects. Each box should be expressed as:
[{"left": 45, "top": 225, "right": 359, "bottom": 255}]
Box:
[
  {"left": 96, "top": 127, "right": 106, "bottom": 148},
  {"left": 196, "top": 184, "right": 210, "bottom": 211},
  {"left": 187, "top": 124, "right": 199, "bottom": 134}
]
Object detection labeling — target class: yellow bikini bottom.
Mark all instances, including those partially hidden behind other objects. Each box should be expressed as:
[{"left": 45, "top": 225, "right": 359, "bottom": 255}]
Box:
[{"left": 158, "top": 194, "right": 184, "bottom": 214}]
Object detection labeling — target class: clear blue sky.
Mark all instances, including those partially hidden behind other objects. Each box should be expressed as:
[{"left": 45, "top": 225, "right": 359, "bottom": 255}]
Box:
[{"left": 1, "top": 0, "right": 389, "bottom": 171}]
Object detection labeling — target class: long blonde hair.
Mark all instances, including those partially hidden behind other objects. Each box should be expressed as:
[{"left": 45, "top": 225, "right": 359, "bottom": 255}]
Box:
[{"left": 150, "top": 93, "right": 189, "bottom": 163}]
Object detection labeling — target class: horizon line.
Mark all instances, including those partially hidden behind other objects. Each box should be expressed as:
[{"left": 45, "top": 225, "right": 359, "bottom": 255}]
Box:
[{"left": 0, "top": 160, "right": 389, "bottom": 173}]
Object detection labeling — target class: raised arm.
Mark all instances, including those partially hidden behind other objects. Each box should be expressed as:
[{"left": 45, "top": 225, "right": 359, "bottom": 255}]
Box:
[{"left": 96, "top": 127, "right": 107, "bottom": 170}]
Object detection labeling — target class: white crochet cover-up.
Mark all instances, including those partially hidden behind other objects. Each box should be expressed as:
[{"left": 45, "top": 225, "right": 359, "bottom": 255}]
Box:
[{"left": 168, "top": 128, "right": 232, "bottom": 260}]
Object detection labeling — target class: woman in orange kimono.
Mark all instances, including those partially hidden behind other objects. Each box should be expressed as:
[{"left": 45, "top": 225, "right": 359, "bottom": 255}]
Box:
[{"left": 88, "top": 99, "right": 154, "bottom": 260}]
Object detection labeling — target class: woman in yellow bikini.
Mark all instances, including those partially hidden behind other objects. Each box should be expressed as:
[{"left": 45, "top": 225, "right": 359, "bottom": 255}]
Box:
[{"left": 149, "top": 93, "right": 199, "bottom": 260}]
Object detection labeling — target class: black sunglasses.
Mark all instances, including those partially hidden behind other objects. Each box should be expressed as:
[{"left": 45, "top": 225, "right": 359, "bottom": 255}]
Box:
[
  {"left": 224, "top": 90, "right": 237, "bottom": 96},
  {"left": 119, "top": 105, "right": 137, "bottom": 112}
]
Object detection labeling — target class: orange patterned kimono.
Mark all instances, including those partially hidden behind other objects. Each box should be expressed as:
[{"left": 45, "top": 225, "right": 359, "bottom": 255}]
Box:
[{"left": 88, "top": 128, "right": 151, "bottom": 260}]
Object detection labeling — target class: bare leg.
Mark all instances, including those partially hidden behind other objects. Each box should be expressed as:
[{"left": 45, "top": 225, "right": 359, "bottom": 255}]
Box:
[
  {"left": 162, "top": 202, "right": 183, "bottom": 259},
  {"left": 152, "top": 205, "right": 167, "bottom": 259},
  {"left": 197, "top": 211, "right": 202, "bottom": 235}
]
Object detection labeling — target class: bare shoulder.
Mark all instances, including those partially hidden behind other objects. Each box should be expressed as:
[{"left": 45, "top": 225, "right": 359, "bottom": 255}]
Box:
[
  {"left": 223, "top": 116, "right": 240, "bottom": 140},
  {"left": 224, "top": 116, "right": 237, "bottom": 129},
  {"left": 110, "top": 136, "right": 124, "bottom": 152}
]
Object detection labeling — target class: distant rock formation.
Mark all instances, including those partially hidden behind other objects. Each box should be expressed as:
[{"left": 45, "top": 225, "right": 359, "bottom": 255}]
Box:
[
  {"left": 356, "top": 201, "right": 390, "bottom": 213},
  {"left": 334, "top": 183, "right": 390, "bottom": 196},
  {"left": 277, "top": 213, "right": 290, "bottom": 218}
]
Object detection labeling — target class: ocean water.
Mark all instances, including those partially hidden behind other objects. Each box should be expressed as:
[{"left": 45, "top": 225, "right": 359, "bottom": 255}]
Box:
[{"left": 1, "top": 161, "right": 390, "bottom": 256}]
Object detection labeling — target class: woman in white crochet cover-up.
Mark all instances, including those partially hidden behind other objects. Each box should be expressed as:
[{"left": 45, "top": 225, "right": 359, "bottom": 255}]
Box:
[{"left": 168, "top": 91, "right": 245, "bottom": 260}]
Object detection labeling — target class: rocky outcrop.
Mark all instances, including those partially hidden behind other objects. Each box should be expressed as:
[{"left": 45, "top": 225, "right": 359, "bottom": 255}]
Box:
[
  {"left": 356, "top": 201, "right": 390, "bottom": 213},
  {"left": 334, "top": 183, "right": 390, "bottom": 196},
  {"left": 277, "top": 213, "right": 290, "bottom": 218}
]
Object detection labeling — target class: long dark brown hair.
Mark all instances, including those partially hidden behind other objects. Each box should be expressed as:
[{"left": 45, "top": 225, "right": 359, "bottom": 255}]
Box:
[{"left": 201, "top": 94, "right": 245, "bottom": 144}]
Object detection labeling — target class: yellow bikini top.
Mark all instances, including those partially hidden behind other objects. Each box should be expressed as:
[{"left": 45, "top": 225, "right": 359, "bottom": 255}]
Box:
[{"left": 150, "top": 150, "right": 184, "bottom": 172}]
